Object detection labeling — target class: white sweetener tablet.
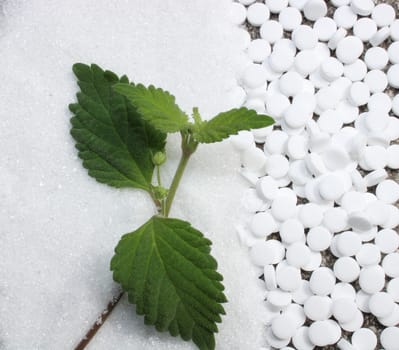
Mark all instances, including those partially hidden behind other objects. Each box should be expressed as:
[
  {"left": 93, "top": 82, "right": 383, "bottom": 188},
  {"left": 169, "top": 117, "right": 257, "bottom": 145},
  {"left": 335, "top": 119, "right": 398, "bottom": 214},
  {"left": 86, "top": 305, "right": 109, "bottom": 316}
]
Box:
[
  {"left": 334, "top": 6, "right": 357, "bottom": 29},
  {"left": 372, "top": 4, "right": 395, "bottom": 27},
  {"left": 351, "top": 0, "right": 374, "bottom": 16},
  {"left": 314, "top": 17, "right": 337, "bottom": 41},
  {"left": 364, "top": 47, "right": 389, "bottom": 70},
  {"left": 382, "top": 253, "right": 399, "bottom": 278},
  {"left": 351, "top": 328, "right": 377, "bottom": 350},
  {"left": 369, "top": 292, "right": 395, "bottom": 318},
  {"left": 359, "top": 265, "right": 385, "bottom": 294},
  {"left": 336, "top": 36, "right": 364, "bottom": 65},
  {"left": 247, "top": 3, "right": 270, "bottom": 26},
  {"left": 353, "top": 18, "right": 377, "bottom": 41},
  {"left": 249, "top": 240, "right": 285, "bottom": 266},
  {"left": 304, "top": 295, "right": 332, "bottom": 321},
  {"left": 332, "top": 298, "right": 357, "bottom": 323},
  {"left": 303, "top": 0, "right": 327, "bottom": 21},
  {"left": 380, "top": 327, "right": 399, "bottom": 350},
  {"left": 271, "top": 314, "right": 296, "bottom": 340},
  {"left": 279, "top": 7, "right": 303, "bottom": 31},
  {"left": 334, "top": 257, "right": 360, "bottom": 282},
  {"left": 260, "top": 20, "right": 284, "bottom": 43},
  {"left": 387, "top": 64, "right": 399, "bottom": 88}
]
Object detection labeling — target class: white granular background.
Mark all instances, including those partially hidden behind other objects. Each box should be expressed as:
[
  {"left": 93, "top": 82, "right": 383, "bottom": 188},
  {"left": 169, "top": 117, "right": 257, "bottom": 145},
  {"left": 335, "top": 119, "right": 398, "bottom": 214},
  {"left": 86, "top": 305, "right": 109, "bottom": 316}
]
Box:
[{"left": 0, "top": 1, "right": 266, "bottom": 349}]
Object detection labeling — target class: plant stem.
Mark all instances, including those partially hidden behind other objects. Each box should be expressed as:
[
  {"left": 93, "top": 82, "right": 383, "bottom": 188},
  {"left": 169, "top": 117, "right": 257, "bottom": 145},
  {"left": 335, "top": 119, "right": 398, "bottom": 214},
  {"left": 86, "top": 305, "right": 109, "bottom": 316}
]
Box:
[
  {"left": 74, "top": 290, "right": 124, "bottom": 350},
  {"left": 163, "top": 152, "right": 191, "bottom": 217},
  {"left": 156, "top": 165, "right": 162, "bottom": 186}
]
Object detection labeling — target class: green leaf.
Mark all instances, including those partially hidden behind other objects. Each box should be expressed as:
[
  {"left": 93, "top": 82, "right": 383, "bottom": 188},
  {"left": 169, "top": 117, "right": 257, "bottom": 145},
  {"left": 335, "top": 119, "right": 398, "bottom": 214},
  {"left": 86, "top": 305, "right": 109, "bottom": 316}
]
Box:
[
  {"left": 193, "top": 107, "right": 274, "bottom": 144},
  {"left": 113, "top": 83, "right": 189, "bottom": 133},
  {"left": 69, "top": 63, "right": 166, "bottom": 191},
  {"left": 111, "top": 216, "right": 226, "bottom": 350}
]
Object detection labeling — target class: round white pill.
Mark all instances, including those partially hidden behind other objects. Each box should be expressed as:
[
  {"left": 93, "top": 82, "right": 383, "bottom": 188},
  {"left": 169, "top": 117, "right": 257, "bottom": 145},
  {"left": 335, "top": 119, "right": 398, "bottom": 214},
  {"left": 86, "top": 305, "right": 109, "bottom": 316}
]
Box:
[
  {"left": 260, "top": 20, "right": 283, "bottom": 43},
  {"left": 353, "top": 18, "right": 377, "bottom": 42},
  {"left": 276, "top": 265, "right": 302, "bottom": 292},
  {"left": 348, "top": 81, "right": 370, "bottom": 106},
  {"left": 320, "top": 57, "right": 344, "bottom": 82},
  {"left": 334, "top": 257, "right": 360, "bottom": 283},
  {"left": 266, "top": 326, "right": 291, "bottom": 348},
  {"left": 307, "top": 226, "right": 332, "bottom": 251},
  {"left": 388, "top": 278, "right": 399, "bottom": 302},
  {"left": 344, "top": 59, "right": 367, "bottom": 82},
  {"left": 332, "top": 282, "right": 356, "bottom": 301},
  {"left": 242, "top": 64, "right": 268, "bottom": 89},
  {"left": 267, "top": 288, "right": 292, "bottom": 308},
  {"left": 336, "top": 36, "right": 364, "bottom": 64},
  {"left": 310, "top": 267, "right": 336, "bottom": 296},
  {"left": 298, "top": 203, "right": 324, "bottom": 228},
  {"left": 249, "top": 239, "right": 285, "bottom": 266},
  {"left": 375, "top": 229, "right": 399, "bottom": 254},
  {"left": 248, "top": 39, "right": 272, "bottom": 63},
  {"left": 303, "top": 0, "right": 327, "bottom": 21},
  {"left": 360, "top": 145, "right": 387, "bottom": 170},
  {"left": 351, "top": 328, "right": 377, "bottom": 350},
  {"left": 359, "top": 265, "right": 385, "bottom": 294},
  {"left": 364, "top": 168, "right": 388, "bottom": 188},
  {"left": 319, "top": 174, "right": 345, "bottom": 201},
  {"left": 292, "top": 326, "right": 314, "bottom": 350},
  {"left": 323, "top": 145, "right": 351, "bottom": 171},
  {"left": 351, "top": 0, "right": 374, "bottom": 16},
  {"left": 387, "top": 64, "right": 399, "bottom": 88},
  {"left": 392, "top": 95, "right": 399, "bottom": 116},
  {"left": 376, "top": 180, "right": 399, "bottom": 204},
  {"left": 265, "top": 154, "right": 289, "bottom": 179},
  {"left": 279, "top": 71, "right": 304, "bottom": 96},
  {"left": 340, "top": 309, "right": 364, "bottom": 332},
  {"left": 308, "top": 320, "right": 336, "bottom": 347},
  {"left": 279, "top": 218, "right": 304, "bottom": 244},
  {"left": 229, "top": 2, "right": 247, "bottom": 25},
  {"left": 348, "top": 211, "right": 373, "bottom": 232},
  {"left": 264, "top": 130, "right": 289, "bottom": 155},
  {"left": 372, "top": 4, "right": 395, "bottom": 27},
  {"left": 304, "top": 295, "right": 332, "bottom": 321},
  {"left": 278, "top": 7, "right": 302, "bottom": 31},
  {"left": 383, "top": 253, "right": 399, "bottom": 278},
  {"left": 334, "top": 6, "right": 357, "bottom": 29},
  {"left": 286, "top": 242, "right": 311, "bottom": 268},
  {"left": 247, "top": 3, "right": 270, "bottom": 26},
  {"left": 332, "top": 298, "right": 358, "bottom": 323},
  {"left": 250, "top": 212, "right": 278, "bottom": 237},
  {"left": 355, "top": 243, "right": 381, "bottom": 267},
  {"left": 336, "top": 231, "right": 361, "bottom": 256},
  {"left": 364, "top": 47, "right": 389, "bottom": 70},
  {"left": 256, "top": 176, "right": 279, "bottom": 201},
  {"left": 369, "top": 292, "right": 395, "bottom": 318},
  {"left": 271, "top": 314, "right": 296, "bottom": 340},
  {"left": 323, "top": 207, "right": 348, "bottom": 233},
  {"left": 295, "top": 50, "right": 322, "bottom": 76},
  {"left": 381, "top": 327, "right": 399, "bottom": 350},
  {"left": 314, "top": 17, "right": 337, "bottom": 41},
  {"left": 364, "top": 70, "right": 388, "bottom": 94},
  {"left": 272, "top": 195, "right": 297, "bottom": 221},
  {"left": 269, "top": 48, "right": 295, "bottom": 72},
  {"left": 379, "top": 304, "right": 399, "bottom": 327},
  {"left": 286, "top": 134, "right": 308, "bottom": 160},
  {"left": 284, "top": 303, "right": 306, "bottom": 329},
  {"left": 292, "top": 280, "right": 313, "bottom": 305},
  {"left": 266, "top": 0, "right": 288, "bottom": 13},
  {"left": 368, "top": 92, "right": 392, "bottom": 112},
  {"left": 293, "top": 25, "right": 318, "bottom": 50},
  {"left": 302, "top": 250, "right": 322, "bottom": 272},
  {"left": 265, "top": 92, "right": 290, "bottom": 118}
]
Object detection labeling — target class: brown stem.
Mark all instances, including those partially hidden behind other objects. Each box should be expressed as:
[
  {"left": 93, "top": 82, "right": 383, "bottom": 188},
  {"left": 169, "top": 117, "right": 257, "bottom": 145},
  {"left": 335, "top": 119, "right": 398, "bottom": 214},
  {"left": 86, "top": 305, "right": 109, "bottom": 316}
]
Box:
[{"left": 74, "top": 290, "right": 124, "bottom": 350}]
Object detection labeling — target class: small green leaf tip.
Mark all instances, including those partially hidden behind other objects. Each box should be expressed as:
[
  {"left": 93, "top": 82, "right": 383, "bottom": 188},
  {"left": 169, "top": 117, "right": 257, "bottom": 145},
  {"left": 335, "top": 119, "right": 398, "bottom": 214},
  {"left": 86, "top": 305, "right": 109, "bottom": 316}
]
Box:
[
  {"left": 113, "top": 83, "right": 189, "bottom": 133},
  {"left": 111, "top": 216, "right": 226, "bottom": 350},
  {"left": 193, "top": 107, "right": 274, "bottom": 144}
]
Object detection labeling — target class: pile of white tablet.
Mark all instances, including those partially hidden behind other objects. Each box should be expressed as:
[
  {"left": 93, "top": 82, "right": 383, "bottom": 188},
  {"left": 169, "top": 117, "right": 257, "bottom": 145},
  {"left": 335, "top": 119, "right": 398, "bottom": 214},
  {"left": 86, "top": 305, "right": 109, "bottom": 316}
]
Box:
[{"left": 230, "top": 0, "right": 399, "bottom": 348}]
